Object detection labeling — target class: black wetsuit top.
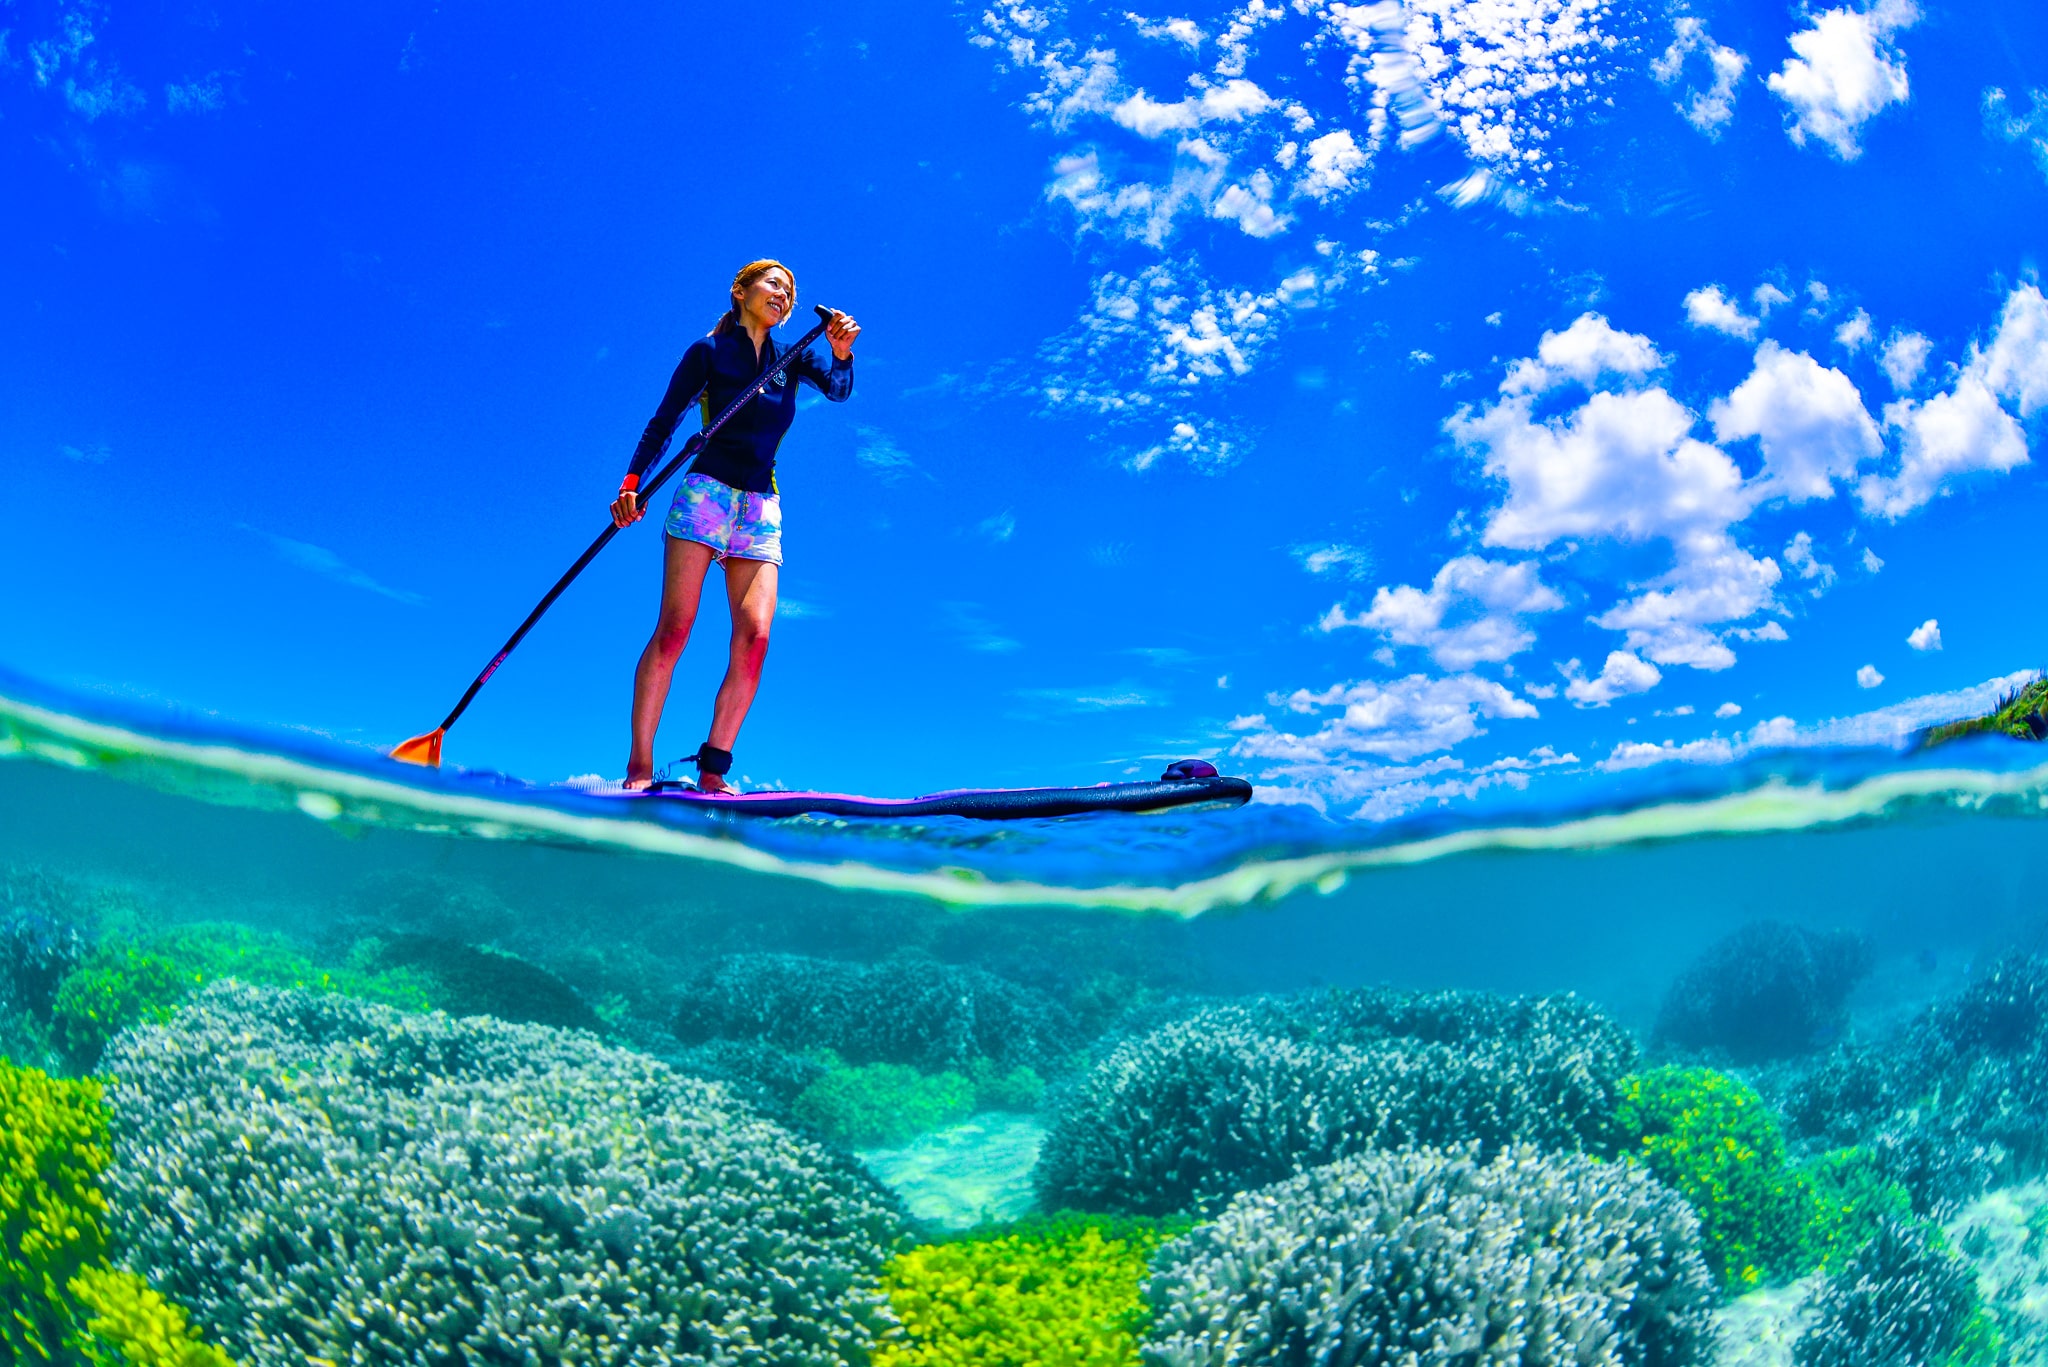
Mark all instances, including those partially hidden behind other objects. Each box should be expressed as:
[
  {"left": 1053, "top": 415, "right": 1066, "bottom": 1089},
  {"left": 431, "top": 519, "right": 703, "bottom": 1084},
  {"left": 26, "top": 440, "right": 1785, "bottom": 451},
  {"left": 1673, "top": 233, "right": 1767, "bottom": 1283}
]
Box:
[{"left": 623, "top": 328, "right": 853, "bottom": 496}]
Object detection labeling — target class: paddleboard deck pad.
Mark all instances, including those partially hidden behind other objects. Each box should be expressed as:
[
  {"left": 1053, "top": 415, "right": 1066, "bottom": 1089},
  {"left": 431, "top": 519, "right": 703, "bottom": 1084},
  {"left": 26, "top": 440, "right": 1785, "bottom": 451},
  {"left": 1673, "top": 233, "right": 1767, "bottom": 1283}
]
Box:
[{"left": 618, "top": 773, "right": 1252, "bottom": 820}]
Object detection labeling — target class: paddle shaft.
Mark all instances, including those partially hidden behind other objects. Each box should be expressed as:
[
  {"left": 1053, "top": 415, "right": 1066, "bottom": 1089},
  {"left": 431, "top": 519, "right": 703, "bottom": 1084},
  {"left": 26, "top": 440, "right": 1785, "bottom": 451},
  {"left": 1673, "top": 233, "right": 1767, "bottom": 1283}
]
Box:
[{"left": 426, "top": 308, "right": 838, "bottom": 736}]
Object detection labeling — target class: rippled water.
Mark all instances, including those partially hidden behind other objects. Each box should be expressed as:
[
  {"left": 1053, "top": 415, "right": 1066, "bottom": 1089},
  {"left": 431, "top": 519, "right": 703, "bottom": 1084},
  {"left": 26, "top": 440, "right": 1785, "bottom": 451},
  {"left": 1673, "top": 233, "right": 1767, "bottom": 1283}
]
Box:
[{"left": 7, "top": 668, "right": 2048, "bottom": 1365}]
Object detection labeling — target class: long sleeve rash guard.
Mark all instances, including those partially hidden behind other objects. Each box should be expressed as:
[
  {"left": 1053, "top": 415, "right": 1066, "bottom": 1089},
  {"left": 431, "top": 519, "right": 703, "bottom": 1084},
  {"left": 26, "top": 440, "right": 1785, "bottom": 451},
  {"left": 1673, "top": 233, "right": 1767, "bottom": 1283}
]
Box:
[{"left": 623, "top": 328, "right": 853, "bottom": 496}]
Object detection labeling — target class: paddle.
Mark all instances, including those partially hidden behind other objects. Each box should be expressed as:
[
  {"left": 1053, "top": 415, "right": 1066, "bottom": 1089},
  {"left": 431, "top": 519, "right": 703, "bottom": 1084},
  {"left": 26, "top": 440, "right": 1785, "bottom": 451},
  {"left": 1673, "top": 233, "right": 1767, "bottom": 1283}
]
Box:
[{"left": 391, "top": 303, "right": 842, "bottom": 767}]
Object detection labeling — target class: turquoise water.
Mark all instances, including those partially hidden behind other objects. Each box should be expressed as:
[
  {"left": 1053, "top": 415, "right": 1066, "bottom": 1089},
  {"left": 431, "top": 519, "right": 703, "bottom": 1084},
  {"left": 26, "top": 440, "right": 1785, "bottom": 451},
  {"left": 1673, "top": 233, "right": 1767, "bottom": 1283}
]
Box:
[{"left": 6, "top": 670, "right": 2048, "bottom": 1365}]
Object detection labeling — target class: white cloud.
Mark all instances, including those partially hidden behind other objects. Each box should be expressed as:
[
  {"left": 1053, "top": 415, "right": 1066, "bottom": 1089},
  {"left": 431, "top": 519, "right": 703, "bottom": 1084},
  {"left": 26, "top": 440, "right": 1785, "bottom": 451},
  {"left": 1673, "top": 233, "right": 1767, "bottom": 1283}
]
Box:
[
  {"left": 1858, "top": 286, "right": 2040, "bottom": 518},
  {"left": 979, "top": 510, "right": 1017, "bottom": 542},
  {"left": 1835, "top": 308, "right": 1873, "bottom": 350},
  {"left": 1458, "top": 387, "right": 1750, "bottom": 550},
  {"left": 1500, "top": 313, "right": 1664, "bottom": 395},
  {"left": 1601, "top": 735, "right": 1737, "bottom": 770},
  {"left": 1293, "top": 128, "right": 1368, "bottom": 201},
  {"left": 1861, "top": 546, "right": 1885, "bottom": 573},
  {"left": 1456, "top": 318, "right": 1784, "bottom": 670},
  {"left": 1322, "top": 555, "right": 1565, "bottom": 669},
  {"left": 1561, "top": 651, "right": 1662, "bottom": 706},
  {"left": 1311, "top": 0, "right": 1621, "bottom": 190},
  {"left": 1977, "top": 283, "right": 2048, "bottom": 417},
  {"left": 853, "top": 426, "right": 918, "bottom": 482},
  {"left": 1684, "top": 284, "right": 1760, "bottom": 339},
  {"left": 1234, "top": 672, "right": 1540, "bottom": 763},
  {"left": 1128, "top": 416, "right": 1241, "bottom": 471},
  {"left": 1880, "top": 331, "right": 1931, "bottom": 389},
  {"left": 1715, "top": 701, "right": 1743, "bottom": 718},
  {"left": 1112, "top": 77, "right": 1277, "bottom": 137},
  {"left": 1128, "top": 13, "right": 1206, "bottom": 48},
  {"left": 1653, "top": 16, "right": 1749, "bottom": 135},
  {"left": 1856, "top": 663, "right": 1885, "bottom": 688},
  {"left": 1782, "top": 531, "right": 1837, "bottom": 592},
  {"left": 1754, "top": 283, "right": 1793, "bottom": 315},
  {"left": 1907, "top": 618, "right": 1941, "bottom": 651},
  {"left": 1860, "top": 375, "right": 2028, "bottom": 518},
  {"left": 1984, "top": 86, "right": 2048, "bottom": 184},
  {"left": 1709, "top": 341, "right": 1882, "bottom": 502},
  {"left": 247, "top": 528, "right": 422, "bottom": 605},
  {"left": 1294, "top": 542, "right": 1374, "bottom": 578},
  {"left": 1767, "top": 0, "right": 1918, "bottom": 159}
]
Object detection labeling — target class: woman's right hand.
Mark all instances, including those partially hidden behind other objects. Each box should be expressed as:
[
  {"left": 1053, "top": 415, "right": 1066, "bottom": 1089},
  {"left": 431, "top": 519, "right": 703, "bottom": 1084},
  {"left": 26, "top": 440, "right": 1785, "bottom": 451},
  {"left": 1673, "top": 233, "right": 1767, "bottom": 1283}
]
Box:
[{"left": 610, "top": 490, "right": 642, "bottom": 528}]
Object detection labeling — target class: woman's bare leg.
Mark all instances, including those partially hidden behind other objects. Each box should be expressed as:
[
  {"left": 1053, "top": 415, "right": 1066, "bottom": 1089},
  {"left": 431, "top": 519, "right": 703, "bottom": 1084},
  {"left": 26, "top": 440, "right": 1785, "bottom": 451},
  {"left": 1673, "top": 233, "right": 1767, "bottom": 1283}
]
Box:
[
  {"left": 626, "top": 537, "right": 717, "bottom": 788},
  {"left": 698, "top": 557, "right": 778, "bottom": 793}
]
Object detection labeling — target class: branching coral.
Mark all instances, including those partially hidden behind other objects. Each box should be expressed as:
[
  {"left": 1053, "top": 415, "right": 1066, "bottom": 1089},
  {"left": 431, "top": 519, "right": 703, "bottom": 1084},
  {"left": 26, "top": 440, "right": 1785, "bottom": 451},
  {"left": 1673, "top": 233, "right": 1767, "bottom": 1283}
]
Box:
[
  {"left": 354, "top": 932, "right": 600, "bottom": 1032},
  {"left": 1655, "top": 921, "right": 1874, "bottom": 1063},
  {"left": 1143, "top": 1145, "right": 1719, "bottom": 1367},
  {"left": 1615, "top": 1066, "right": 1816, "bottom": 1288},
  {"left": 879, "top": 1213, "right": 1187, "bottom": 1367},
  {"left": 0, "top": 1059, "right": 232, "bottom": 1367},
  {"left": 1036, "top": 986, "right": 1638, "bottom": 1216},
  {"left": 1787, "top": 952, "right": 2048, "bottom": 1212},
  {"left": 795, "top": 1062, "right": 977, "bottom": 1148},
  {"left": 670, "top": 953, "right": 1083, "bottom": 1075},
  {"left": 1615, "top": 1069, "right": 1910, "bottom": 1290},
  {"left": 49, "top": 923, "right": 435, "bottom": 1071},
  {"left": 1793, "top": 1218, "right": 1997, "bottom": 1367},
  {"left": 102, "top": 981, "right": 905, "bottom": 1367}
]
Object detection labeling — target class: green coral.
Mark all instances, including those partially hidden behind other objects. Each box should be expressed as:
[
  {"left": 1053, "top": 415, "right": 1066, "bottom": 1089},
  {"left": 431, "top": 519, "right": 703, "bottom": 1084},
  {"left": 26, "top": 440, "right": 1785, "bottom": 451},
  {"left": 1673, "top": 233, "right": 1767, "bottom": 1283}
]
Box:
[
  {"left": 68, "top": 1265, "right": 235, "bottom": 1367},
  {"left": 2, "top": 1060, "right": 111, "bottom": 1360},
  {"left": 50, "top": 924, "right": 434, "bottom": 1070},
  {"left": 0, "top": 1059, "right": 233, "bottom": 1366},
  {"left": 1615, "top": 1066, "right": 1815, "bottom": 1288},
  {"left": 878, "top": 1213, "right": 1188, "bottom": 1367},
  {"left": 967, "top": 1058, "right": 1045, "bottom": 1112},
  {"left": 795, "top": 1062, "right": 977, "bottom": 1147},
  {"left": 1799, "top": 1146, "right": 1913, "bottom": 1272},
  {"left": 1616, "top": 1070, "right": 1915, "bottom": 1291}
]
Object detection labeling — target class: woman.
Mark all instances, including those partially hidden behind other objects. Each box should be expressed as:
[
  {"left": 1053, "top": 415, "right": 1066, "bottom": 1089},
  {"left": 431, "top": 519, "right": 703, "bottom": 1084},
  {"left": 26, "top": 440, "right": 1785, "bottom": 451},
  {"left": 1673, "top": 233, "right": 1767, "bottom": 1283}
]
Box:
[{"left": 609, "top": 260, "right": 859, "bottom": 791}]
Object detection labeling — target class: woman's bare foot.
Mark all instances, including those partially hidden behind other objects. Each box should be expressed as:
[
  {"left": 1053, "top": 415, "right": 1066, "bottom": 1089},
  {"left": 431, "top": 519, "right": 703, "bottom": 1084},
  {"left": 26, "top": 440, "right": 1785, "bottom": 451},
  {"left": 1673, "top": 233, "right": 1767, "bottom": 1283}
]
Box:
[
  {"left": 697, "top": 772, "right": 733, "bottom": 795},
  {"left": 624, "top": 767, "right": 654, "bottom": 792}
]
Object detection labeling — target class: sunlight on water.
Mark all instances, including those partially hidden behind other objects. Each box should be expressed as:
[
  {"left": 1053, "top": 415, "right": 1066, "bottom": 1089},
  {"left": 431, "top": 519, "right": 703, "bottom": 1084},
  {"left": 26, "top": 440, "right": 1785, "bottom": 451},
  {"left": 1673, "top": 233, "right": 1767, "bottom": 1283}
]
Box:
[{"left": 7, "top": 673, "right": 2048, "bottom": 1365}]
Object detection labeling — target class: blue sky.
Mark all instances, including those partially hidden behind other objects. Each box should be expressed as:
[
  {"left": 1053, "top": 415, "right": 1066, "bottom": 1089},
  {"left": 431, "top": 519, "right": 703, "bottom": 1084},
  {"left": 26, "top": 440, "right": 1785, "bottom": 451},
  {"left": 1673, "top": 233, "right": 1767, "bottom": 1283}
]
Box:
[{"left": 2, "top": 0, "right": 2044, "bottom": 817}]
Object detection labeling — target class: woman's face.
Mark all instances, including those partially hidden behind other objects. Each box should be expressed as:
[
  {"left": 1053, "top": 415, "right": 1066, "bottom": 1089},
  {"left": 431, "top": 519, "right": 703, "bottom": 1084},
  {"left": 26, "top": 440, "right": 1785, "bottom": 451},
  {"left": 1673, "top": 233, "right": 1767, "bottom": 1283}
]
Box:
[{"left": 736, "top": 269, "right": 793, "bottom": 327}]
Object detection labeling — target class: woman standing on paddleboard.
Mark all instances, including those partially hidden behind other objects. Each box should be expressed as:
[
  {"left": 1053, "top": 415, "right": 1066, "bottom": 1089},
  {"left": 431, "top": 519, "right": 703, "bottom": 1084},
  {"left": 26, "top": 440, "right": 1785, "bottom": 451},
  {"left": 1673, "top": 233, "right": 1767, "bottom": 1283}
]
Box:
[{"left": 609, "top": 260, "right": 859, "bottom": 792}]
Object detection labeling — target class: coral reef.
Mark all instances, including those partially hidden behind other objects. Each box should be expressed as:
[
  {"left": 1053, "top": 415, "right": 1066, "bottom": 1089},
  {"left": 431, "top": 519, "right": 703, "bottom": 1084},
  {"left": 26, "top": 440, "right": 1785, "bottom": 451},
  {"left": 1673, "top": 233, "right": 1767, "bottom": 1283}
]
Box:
[
  {"left": 355, "top": 932, "right": 601, "bottom": 1032},
  {"left": 1142, "top": 1145, "right": 1719, "bottom": 1367},
  {"left": 1035, "top": 986, "right": 1638, "bottom": 1216},
  {"left": 1792, "top": 1218, "right": 1996, "bottom": 1367},
  {"left": 794, "top": 1062, "right": 977, "bottom": 1148},
  {"left": 1787, "top": 953, "right": 2048, "bottom": 1213},
  {"left": 879, "top": 1212, "right": 1187, "bottom": 1367},
  {"left": 49, "top": 922, "right": 433, "bottom": 1071},
  {"left": 102, "top": 981, "right": 904, "bottom": 1367},
  {"left": 670, "top": 952, "right": 1083, "bottom": 1075},
  {"left": 1614, "top": 1069, "right": 1912, "bottom": 1289},
  {"left": 1, "top": 1058, "right": 232, "bottom": 1366},
  {"left": 1655, "top": 922, "right": 1874, "bottom": 1063},
  {"left": 1617, "top": 1067, "right": 1817, "bottom": 1288}
]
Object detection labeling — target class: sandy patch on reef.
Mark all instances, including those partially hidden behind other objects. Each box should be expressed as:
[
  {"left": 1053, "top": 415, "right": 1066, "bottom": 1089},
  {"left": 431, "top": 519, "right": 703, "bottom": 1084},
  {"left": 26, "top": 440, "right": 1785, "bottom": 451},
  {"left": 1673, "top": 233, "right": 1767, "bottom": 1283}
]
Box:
[
  {"left": 1715, "top": 1278, "right": 1817, "bottom": 1367},
  {"left": 858, "top": 1112, "right": 1045, "bottom": 1231},
  {"left": 1949, "top": 1180, "right": 2048, "bottom": 1366}
]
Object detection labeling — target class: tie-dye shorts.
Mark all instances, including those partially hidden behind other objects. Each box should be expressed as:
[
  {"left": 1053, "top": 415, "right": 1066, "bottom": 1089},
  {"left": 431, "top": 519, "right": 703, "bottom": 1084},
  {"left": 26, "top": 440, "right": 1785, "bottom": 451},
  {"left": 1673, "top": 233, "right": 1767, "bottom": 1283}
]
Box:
[{"left": 664, "top": 472, "right": 783, "bottom": 565}]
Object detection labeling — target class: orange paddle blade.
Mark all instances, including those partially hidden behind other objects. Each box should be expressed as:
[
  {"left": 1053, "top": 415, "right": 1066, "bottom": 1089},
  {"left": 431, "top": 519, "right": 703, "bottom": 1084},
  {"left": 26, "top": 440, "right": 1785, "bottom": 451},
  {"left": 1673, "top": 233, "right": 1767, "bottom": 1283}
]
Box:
[{"left": 389, "top": 728, "right": 444, "bottom": 768}]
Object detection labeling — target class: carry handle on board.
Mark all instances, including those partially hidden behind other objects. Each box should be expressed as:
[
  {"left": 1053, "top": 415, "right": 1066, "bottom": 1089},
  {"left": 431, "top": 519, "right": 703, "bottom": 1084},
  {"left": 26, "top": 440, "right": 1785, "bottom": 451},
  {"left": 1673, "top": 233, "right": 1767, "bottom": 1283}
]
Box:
[{"left": 391, "top": 304, "right": 842, "bottom": 767}]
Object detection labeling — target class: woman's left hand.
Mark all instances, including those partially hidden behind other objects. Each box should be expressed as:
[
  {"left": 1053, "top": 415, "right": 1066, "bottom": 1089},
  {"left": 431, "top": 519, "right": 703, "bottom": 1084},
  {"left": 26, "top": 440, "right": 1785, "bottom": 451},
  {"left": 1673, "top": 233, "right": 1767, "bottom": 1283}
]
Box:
[{"left": 826, "top": 309, "right": 861, "bottom": 361}]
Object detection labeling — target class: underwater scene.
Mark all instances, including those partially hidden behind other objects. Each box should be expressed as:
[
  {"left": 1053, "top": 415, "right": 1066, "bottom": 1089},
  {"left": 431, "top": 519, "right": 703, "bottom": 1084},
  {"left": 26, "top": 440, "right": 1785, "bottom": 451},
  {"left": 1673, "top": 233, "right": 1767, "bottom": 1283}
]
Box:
[{"left": 7, "top": 675, "right": 2048, "bottom": 1367}]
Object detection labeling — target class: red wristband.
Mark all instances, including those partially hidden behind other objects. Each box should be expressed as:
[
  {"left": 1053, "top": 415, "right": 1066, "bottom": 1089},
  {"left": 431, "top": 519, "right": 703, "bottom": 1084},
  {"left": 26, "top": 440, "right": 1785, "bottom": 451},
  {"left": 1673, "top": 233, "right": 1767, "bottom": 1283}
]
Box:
[{"left": 618, "top": 474, "right": 640, "bottom": 494}]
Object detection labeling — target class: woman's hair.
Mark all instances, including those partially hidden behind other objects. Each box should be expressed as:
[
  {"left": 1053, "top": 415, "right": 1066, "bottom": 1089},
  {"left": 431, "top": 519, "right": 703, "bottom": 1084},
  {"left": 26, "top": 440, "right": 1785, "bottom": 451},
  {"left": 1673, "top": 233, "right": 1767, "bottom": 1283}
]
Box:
[{"left": 714, "top": 259, "right": 796, "bottom": 335}]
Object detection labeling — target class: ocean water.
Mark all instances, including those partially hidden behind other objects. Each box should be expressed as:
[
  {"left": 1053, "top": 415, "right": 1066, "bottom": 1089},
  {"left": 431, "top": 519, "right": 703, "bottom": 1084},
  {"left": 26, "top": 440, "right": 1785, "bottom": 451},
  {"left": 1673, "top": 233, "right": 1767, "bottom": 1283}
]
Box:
[{"left": 6, "top": 669, "right": 2048, "bottom": 1366}]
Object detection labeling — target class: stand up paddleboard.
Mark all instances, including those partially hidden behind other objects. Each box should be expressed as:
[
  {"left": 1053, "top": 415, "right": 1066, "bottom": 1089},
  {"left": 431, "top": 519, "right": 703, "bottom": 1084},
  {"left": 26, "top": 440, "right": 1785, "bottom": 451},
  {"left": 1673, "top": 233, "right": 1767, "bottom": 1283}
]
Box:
[{"left": 609, "top": 761, "right": 1252, "bottom": 820}]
